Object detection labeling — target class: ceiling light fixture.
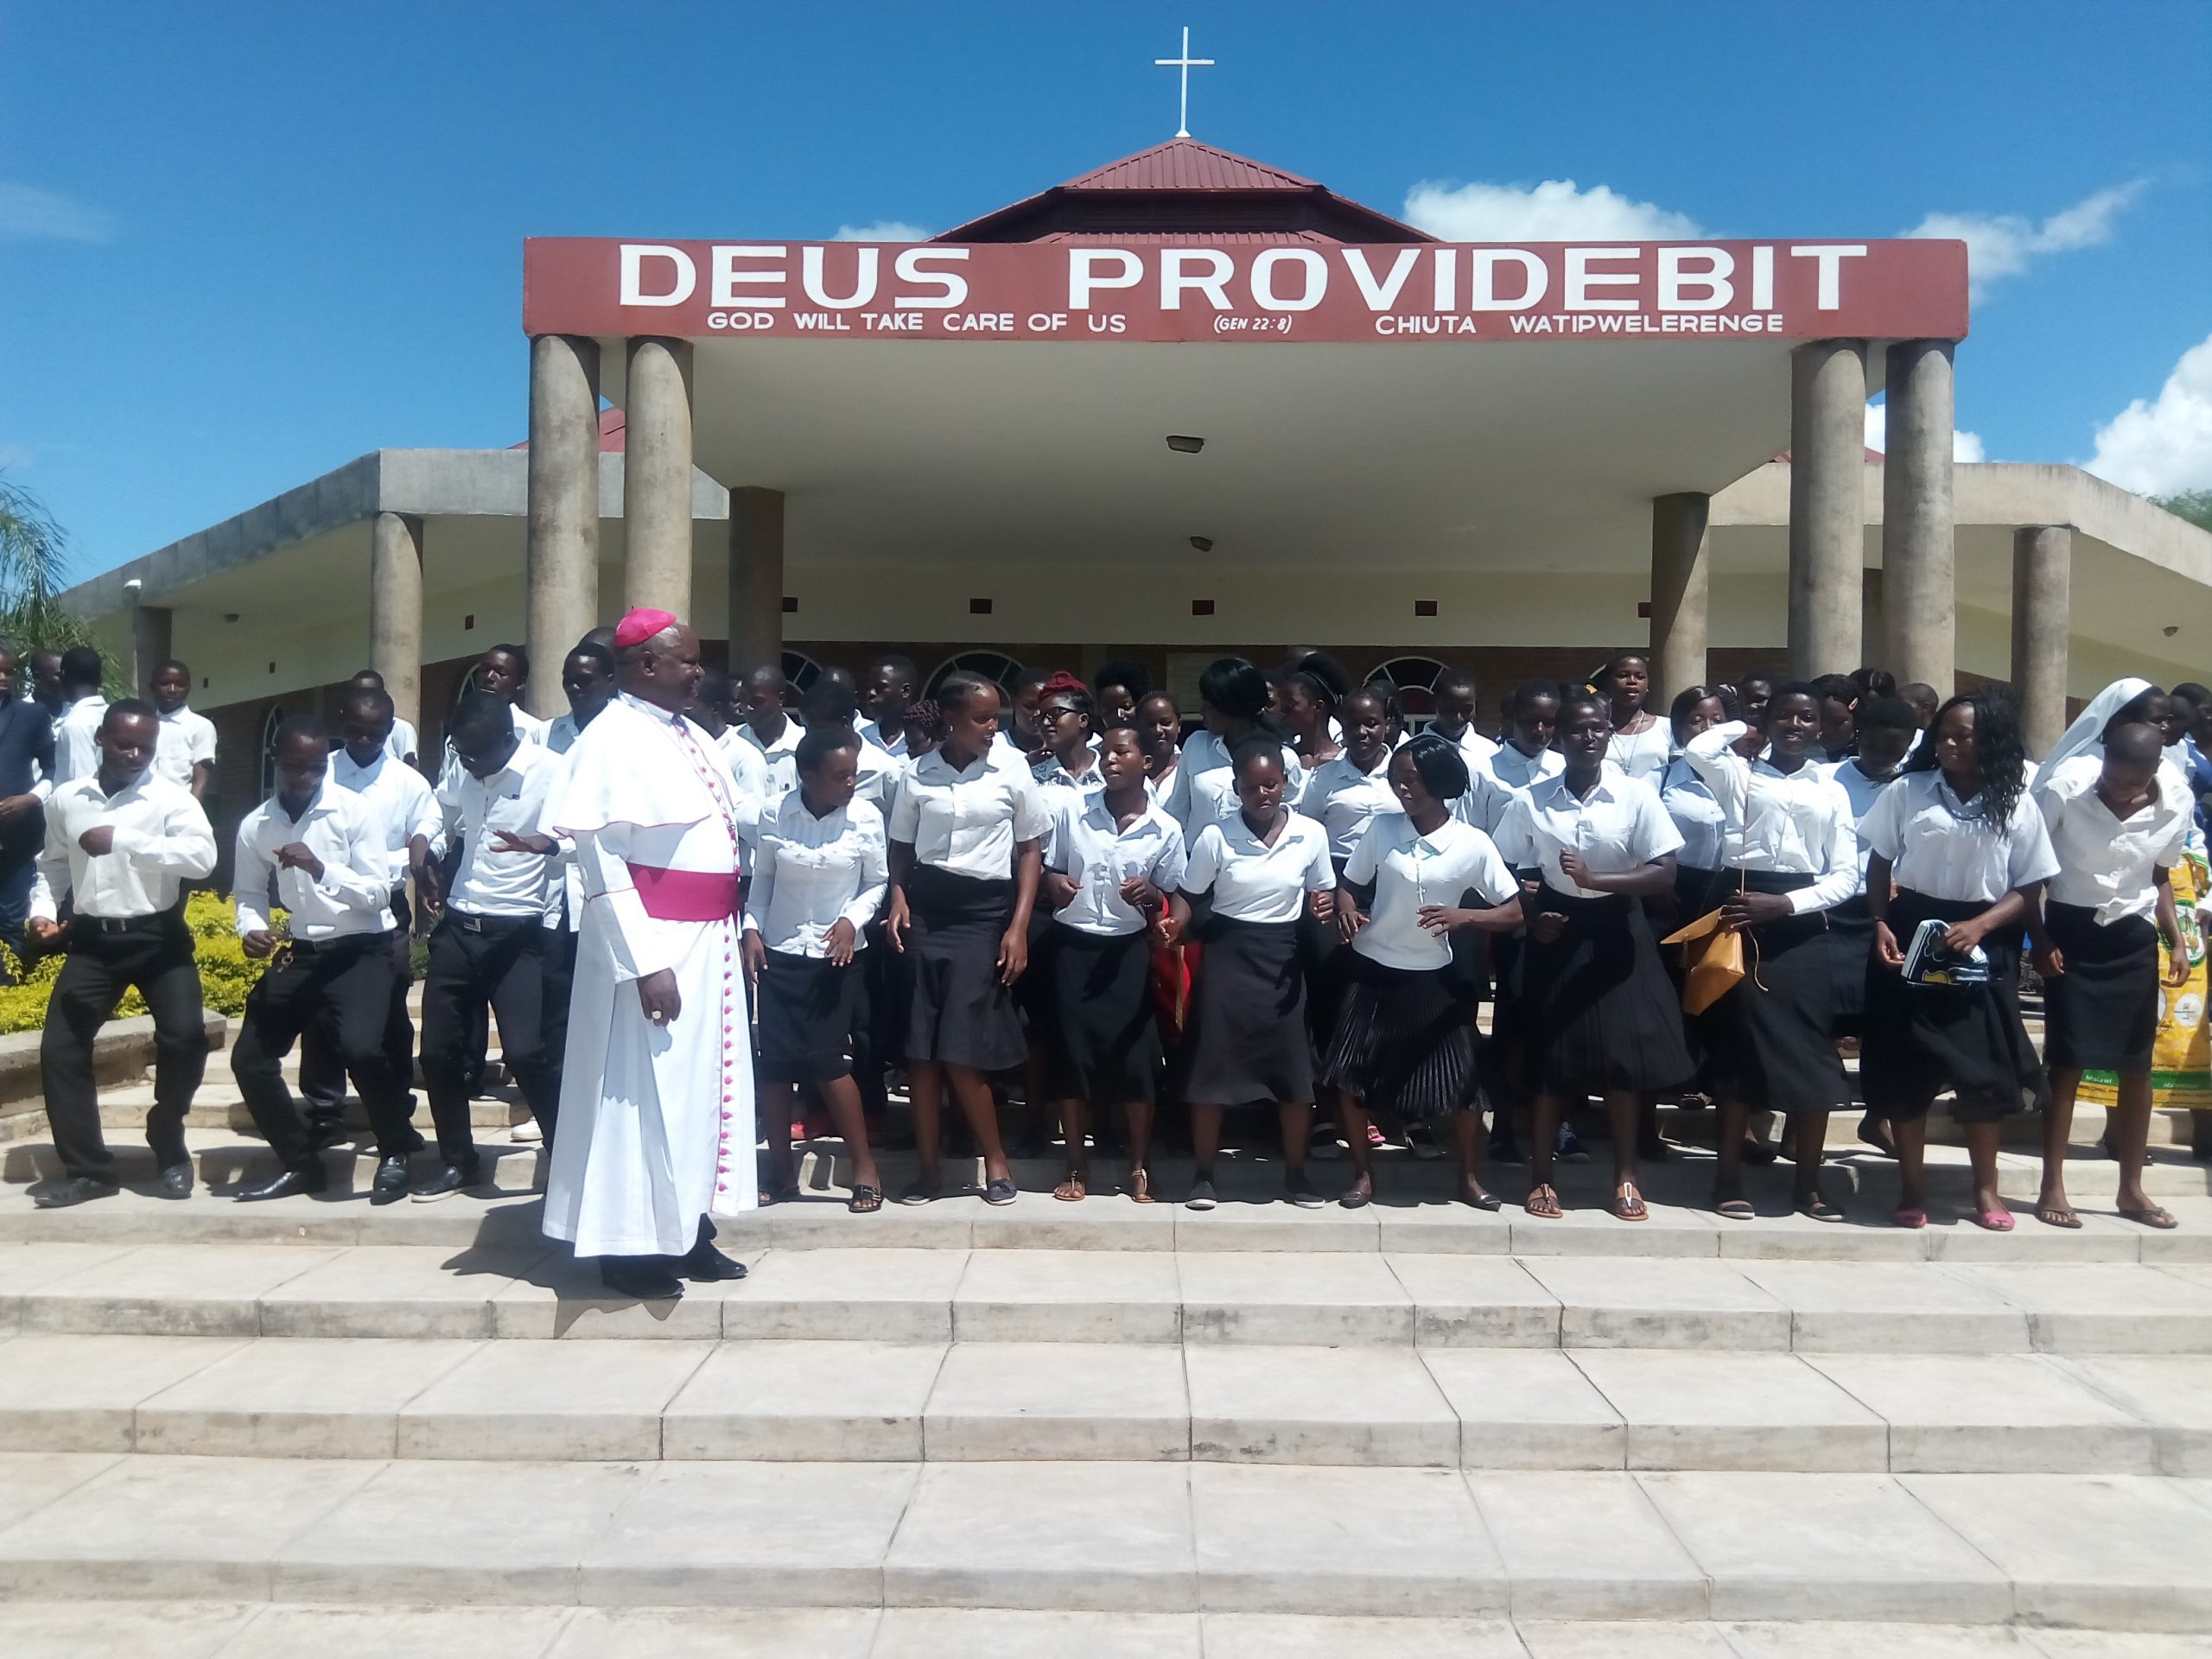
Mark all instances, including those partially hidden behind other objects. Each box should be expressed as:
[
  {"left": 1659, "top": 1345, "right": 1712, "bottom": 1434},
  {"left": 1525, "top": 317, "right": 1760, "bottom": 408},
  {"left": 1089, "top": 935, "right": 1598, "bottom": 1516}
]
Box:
[{"left": 1165, "top": 435, "right": 1205, "bottom": 454}]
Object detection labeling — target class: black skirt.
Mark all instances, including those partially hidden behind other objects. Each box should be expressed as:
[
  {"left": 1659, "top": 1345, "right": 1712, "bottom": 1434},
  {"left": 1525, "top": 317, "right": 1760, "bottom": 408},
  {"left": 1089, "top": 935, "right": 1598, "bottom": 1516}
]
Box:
[
  {"left": 1827, "top": 893, "right": 1875, "bottom": 1037},
  {"left": 1320, "top": 950, "right": 1493, "bottom": 1121},
  {"left": 2043, "top": 902, "right": 2160, "bottom": 1072},
  {"left": 1049, "top": 925, "right": 1160, "bottom": 1103},
  {"left": 1517, "top": 885, "right": 1695, "bottom": 1097},
  {"left": 756, "top": 950, "right": 859, "bottom": 1084},
  {"left": 904, "top": 866, "right": 1027, "bottom": 1071},
  {"left": 1861, "top": 887, "right": 2046, "bottom": 1121},
  {"left": 1662, "top": 865, "right": 1726, "bottom": 1092},
  {"left": 1702, "top": 871, "right": 1853, "bottom": 1116},
  {"left": 1179, "top": 916, "right": 1313, "bottom": 1105}
]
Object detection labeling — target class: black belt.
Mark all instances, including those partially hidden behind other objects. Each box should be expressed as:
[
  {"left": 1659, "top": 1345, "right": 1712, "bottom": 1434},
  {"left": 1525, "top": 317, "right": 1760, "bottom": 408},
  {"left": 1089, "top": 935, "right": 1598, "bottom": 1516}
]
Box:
[
  {"left": 447, "top": 908, "right": 537, "bottom": 935},
  {"left": 79, "top": 912, "right": 178, "bottom": 935},
  {"left": 286, "top": 931, "right": 385, "bottom": 957}
]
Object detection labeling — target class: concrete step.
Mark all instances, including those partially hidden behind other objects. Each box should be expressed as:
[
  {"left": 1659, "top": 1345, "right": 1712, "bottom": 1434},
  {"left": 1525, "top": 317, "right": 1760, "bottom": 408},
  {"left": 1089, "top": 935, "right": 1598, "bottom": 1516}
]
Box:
[
  {"left": 9, "top": 1156, "right": 2212, "bottom": 1262},
  {"left": 0, "top": 1453, "right": 2209, "bottom": 1628},
  {"left": 2, "top": 1332, "right": 2203, "bottom": 1477},
  {"left": 1654, "top": 1098, "right": 2204, "bottom": 1152},
  {"left": 7, "top": 1242, "right": 2212, "bottom": 1353}
]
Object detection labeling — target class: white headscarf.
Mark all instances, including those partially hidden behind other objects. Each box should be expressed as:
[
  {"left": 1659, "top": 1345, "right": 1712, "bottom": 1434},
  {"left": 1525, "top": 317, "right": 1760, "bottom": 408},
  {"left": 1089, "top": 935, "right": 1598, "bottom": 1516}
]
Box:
[{"left": 2040, "top": 677, "right": 2154, "bottom": 776}]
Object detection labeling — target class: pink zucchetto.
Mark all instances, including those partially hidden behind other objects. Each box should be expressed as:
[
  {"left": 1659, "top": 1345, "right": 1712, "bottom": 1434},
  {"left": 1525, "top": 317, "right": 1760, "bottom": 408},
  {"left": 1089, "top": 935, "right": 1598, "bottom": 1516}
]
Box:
[{"left": 613, "top": 607, "right": 678, "bottom": 649}]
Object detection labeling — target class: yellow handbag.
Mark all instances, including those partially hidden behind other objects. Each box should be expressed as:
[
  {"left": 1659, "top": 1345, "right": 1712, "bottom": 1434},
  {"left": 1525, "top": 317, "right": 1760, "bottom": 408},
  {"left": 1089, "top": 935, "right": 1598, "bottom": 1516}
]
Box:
[{"left": 1662, "top": 903, "right": 1746, "bottom": 1015}]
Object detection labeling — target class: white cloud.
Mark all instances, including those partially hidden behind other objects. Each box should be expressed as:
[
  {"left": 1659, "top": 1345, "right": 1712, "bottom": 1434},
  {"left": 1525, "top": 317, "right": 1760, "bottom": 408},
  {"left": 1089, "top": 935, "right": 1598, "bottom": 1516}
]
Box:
[
  {"left": 0, "top": 181, "right": 111, "bottom": 242},
  {"left": 2086, "top": 333, "right": 2212, "bottom": 497},
  {"left": 1904, "top": 181, "right": 2144, "bottom": 301},
  {"left": 1402, "top": 178, "right": 1698, "bottom": 242},
  {"left": 1864, "top": 401, "right": 1986, "bottom": 464},
  {"left": 832, "top": 220, "right": 930, "bottom": 242}
]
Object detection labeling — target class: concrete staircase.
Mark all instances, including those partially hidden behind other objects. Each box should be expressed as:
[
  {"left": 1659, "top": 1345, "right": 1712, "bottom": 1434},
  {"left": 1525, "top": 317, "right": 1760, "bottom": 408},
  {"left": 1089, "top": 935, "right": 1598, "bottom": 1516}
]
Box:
[{"left": 4, "top": 1097, "right": 2212, "bottom": 1653}]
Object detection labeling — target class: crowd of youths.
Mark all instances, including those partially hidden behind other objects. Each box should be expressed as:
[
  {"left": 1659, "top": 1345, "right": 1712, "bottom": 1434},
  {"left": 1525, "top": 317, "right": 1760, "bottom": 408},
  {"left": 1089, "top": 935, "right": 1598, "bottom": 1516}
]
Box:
[{"left": 18, "top": 619, "right": 2209, "bottom": 1285}]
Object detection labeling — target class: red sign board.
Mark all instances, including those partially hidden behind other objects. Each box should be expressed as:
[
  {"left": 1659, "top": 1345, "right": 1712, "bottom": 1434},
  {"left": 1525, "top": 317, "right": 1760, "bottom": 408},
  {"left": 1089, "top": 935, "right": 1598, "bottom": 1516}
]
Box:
[{"left": 524, "top": 238, "right": 1967, "bottom": 345}]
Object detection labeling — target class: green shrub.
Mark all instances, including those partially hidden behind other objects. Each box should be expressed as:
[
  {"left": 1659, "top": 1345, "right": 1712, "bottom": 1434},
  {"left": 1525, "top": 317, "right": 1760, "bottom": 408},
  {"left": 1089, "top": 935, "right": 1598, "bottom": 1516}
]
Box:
[{"left": 0, "top": 892, "right": 278, "bottom": 1034}]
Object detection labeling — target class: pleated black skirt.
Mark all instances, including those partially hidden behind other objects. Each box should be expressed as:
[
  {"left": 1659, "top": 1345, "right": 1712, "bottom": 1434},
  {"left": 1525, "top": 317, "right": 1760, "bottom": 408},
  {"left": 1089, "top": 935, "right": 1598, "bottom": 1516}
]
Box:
[
  {"left": 1827, "top": 893, "right": 1875, "bottom": 1037},
  {"left": 1320, "top": 950, "right": 1493, "bottom": 1121},
  {"left": 1662, "top": 865, "right": 1726, "bottom": 1092},
  {"left": 1703, "top": 872, "right": 1853, "bottom": 1115},
  {"left": 1518, "top": 885, "right": 1695, "bottom": 1097},
  {"left": 756, "top": 950, "right": 859, "bottom": 1084},
  {"left": 905, "top": 866, "right": 1027, "bottom": 1071},
  {"left": 1180, "top": 916, "right": 1313, "bottom": 1106},
  {"left": 2044, "top": 902, "right": 2160, "bottom": 1072},
  {"left": 1861, "top": 888, "right": 2046, "bottom": 1121},
  {"left": 1049, "top": 925, "right": 1161, "bottom": 1103}
]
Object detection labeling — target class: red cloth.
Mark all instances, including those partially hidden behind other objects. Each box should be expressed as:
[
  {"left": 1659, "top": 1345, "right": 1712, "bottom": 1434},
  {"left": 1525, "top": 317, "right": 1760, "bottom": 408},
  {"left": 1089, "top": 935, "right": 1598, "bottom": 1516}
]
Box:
[
  {"left": 626, "top": 864, "right": 739, "bottom": 922},
  {"left": 613, "top": 607, "right": 678, "bottom": 648}
]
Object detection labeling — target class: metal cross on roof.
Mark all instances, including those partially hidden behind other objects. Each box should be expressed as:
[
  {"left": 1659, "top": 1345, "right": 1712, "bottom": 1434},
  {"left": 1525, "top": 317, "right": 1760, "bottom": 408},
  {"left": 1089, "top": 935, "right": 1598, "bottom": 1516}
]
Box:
[{"left": 1154, "top": 25, "right": 1214, "bottom": 139}]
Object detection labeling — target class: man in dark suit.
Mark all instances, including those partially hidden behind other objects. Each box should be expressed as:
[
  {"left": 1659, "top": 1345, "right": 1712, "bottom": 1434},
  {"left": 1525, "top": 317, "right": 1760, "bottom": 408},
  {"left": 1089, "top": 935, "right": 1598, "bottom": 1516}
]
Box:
[{"left": 0, "top": 646, "right": 55, "bottom": 981}]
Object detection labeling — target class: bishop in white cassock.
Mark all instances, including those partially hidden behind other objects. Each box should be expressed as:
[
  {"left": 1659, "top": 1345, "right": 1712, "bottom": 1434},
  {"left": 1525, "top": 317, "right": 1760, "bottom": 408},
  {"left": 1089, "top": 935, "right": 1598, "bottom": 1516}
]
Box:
[{"left": 543, "top": 610, "right": 753, "bottom": 1300}]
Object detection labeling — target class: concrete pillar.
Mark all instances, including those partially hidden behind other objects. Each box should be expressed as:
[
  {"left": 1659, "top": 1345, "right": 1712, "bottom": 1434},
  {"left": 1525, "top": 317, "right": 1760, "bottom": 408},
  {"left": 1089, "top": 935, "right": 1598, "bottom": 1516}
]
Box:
[
  {"left": 129, "top": 604, "right": 172, "bottom": 696},
  {"left": 1787, "top": 338, "right": 1867, "bottom": 679},
  {"left": 1883, "top": 339, "right": 1957, "bottom": 695},
  {"left": 525, "top": 334, "right": 601, "bottom": 721},
  {"left": 1860, "top": 569, "right": 1887, "bottom": 672},
  {"left": 728, "top": 486, "right": 785, "bottom": 677},
  {"left": 622, "top": 336, "right": 695, "bottom": 620},
  {"left": 1648, "top": 492, "right": 1710, "bottom": 702},
  {"left": 2012, "top": 524, "right": 2072, "bottom": 758},
  {"left": 368, "top": 512, "right": 424, "bottom": 739}
]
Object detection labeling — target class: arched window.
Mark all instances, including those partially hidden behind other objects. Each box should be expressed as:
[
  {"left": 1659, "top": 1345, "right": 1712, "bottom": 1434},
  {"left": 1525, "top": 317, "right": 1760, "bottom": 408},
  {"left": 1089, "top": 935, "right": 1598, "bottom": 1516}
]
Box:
[
  {"left": 257, "top": 704, "right": 285, "bottom": 798},
  {"left": 926, "top": 651, "right": 1025, "bottom": 700},
  {"left": 781, "top": 652, "right": 823, "bottom": 696},
  {"left": 1366, "top": 656, "right": 1453, "bottom": 733}
]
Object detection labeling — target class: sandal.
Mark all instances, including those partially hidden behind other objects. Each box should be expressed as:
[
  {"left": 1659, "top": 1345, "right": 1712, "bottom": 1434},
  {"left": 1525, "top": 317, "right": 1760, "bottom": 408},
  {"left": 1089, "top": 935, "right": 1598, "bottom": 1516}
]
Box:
[
  {"left": 2037, "top": 1202, "right": 2082, "bottom": 1230},
  {"left": 1523, "top": 1182, "right": 1562, "bottom": 1219},
  {"left": 1459, "top": 1185, "right": 1503, "bottom": 1212},
  {"left": 1339, "top": 1182, "right": 1372, "bottom": 1210},
  {"left": 758, "top": 1179, "right": 801, "bottom": 1207},
  {"left": 1796, "top": 1193, "right": 1845, "bottom": 1224},
  {"left": 1052, "top": 1175, "right": 1087, "bottom": 1203},
  {"left": 848, "top": 1184, "right": 882, "bottom": 1215},
  {"left": 1611, "top": 1179, "right": 1649, "bottom": 1223},
  {"left": 1129, "top": 1166, "right": 1156, "bottom": 1205},
  {"left": 1972, "top": 1207, "right": 2016, "bottom": 1232},
  {"left": 1715, "top": 1198, "right": 1757, "bottom": 1222},
  {"left": 896, "top": 1179, "right": 938, "bottom": 1207},
  {"left": 2120, "top": 1204, "right": 2179, "bottom": 1230},
  {"left": 1893, "top": 1204, "right": 1929, "bottom": 1230}
]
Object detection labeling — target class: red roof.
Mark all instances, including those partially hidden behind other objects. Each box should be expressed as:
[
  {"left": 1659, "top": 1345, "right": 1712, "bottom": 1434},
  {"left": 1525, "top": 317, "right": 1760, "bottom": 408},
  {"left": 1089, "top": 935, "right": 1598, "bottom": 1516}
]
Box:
[
  {"left": 511, "top": 406, "right": 626, "bottom": 452},
  {"left": 936, "top": 137, "right": 1433, "bottom": 246}
]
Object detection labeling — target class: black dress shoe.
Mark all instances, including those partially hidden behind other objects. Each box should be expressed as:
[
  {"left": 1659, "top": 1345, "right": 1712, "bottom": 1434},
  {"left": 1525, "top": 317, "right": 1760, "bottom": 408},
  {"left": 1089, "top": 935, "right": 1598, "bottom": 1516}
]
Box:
[
  {"left": 599, "top": 1255, "right": 684, "bottom": 1300},
  {"left": 678, "top": 1238, "right": 747, "bottom": 1281},
  {"left": 30, "top": 1174, "right": 118, "bottom": 1209},
  {"left": 235, "top": 1164, "right": 327, "bottom": 1203},
  {"left": 410, "top": 1157, "right": 482, "bottom": 1203},
  {"left": 370, "top": 1154, "right": 412, "bottom": 1205},
  {"left": 156, "top": 1162, "right": 194, "bottom": 1199}
]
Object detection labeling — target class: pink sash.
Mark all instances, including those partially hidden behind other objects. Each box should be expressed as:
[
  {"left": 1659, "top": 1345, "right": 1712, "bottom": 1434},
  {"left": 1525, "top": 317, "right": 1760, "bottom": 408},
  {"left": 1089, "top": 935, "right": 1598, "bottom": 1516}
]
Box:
[{"left": 627, "top": 864, "right": 738, "bottom": 923}]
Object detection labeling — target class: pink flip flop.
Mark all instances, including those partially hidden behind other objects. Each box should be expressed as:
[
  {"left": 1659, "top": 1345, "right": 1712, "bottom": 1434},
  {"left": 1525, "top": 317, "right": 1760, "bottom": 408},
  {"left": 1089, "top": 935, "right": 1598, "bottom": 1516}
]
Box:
[
  {"left": 1893, "top": 1205, "right": 1928, "bottom": 1230},
  {"left": 1973, "top": 1208, "right": 2016, "bottom": 1232}
]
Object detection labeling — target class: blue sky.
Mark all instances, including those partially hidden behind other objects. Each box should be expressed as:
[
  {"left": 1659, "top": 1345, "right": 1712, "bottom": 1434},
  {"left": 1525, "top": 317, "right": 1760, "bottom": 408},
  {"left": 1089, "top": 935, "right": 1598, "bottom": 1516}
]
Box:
[{"left": 3, "top": 0, "right": 2208, "bottom": 582}]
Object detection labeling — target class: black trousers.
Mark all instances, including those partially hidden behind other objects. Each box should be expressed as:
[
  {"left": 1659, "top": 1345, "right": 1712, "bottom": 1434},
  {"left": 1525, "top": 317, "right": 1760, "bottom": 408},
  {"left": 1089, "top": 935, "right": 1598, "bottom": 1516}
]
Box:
[
  {"left": 0, "top": 849, "right": 37, "bottom": 985},
  {"left": 541, "top": 921, "right": 578, "bottom": 1074},
  {"left": 40, "top": 909, "right": 206, "bottom": 1180},
  {"left": 420, "top": 910, "right": 559, "bottom": 1162},
  {"left": 300, "top": 887, "right": 414, "bottom": 1122},
  {"left": 233, "top": 931, "right": 416, "bottom": 1169}
]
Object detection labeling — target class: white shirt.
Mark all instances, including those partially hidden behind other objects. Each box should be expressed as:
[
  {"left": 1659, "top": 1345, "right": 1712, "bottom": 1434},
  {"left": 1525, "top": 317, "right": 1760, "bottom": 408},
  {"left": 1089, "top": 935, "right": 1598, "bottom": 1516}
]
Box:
[
  {"left": 743, "top": 792, "right": 889, "bottom": 957},
  {"left": 1819, "top": 756, "right": 1903, "bottom": 891},
  {"left": 1606, "top": 717, "right": 1673, "bottom": 783},
  {"left": 1032, "top": 747, "right": 1103, "bottom": 804},
  {"left": 1164, "top": 730, "right": 1306, "bottom": 836},
  {"left": 387, "top": 715, "right": 419, "bottom": 766},
  {"left": 1682, "top": 723, "right": 1859, "bottom": 914},
  {"left": 1494, "top": 770, "right": 1683, "bottom": 899},
  {"left": 891, "top": 747, "right": 1050, "bottom": 880},
  {"left": 2034, "top": 756, "right": 2192, "bottom": 925},
  {"left": 234, "top": 780, "right": 394, "bottom": 941},
  {"left": 988, "top": 730, "right": 1034, "bottom": 774},
  {"left": 1345, "top": 813, "right": 1516, "bottom": 972},
  {"left": 151, "top": 706, "right": 217, "bottom": 791},
  {"left": 734, "top": 715, "right": 804, "bottom": 763},
  {"left": 30, "top": 772, "right": 216, "bottom": 922},
  {"left": 859, "top": 716, "right": 907, "bottom": 759},
  {"left": 1657, "top": 756, "right": 1726, "bottom": 874},
  {"left": 332, "top": 746, "right": 444, "bottom": 887},
  {"left": 853, "top": 730, "right": 903, "bottom": 816},
  {"left": 720, "top": 726, "right": 791, "bottom": 820},
  {"left": 1859, "top": 770, "right": 2062, "bottom": 906},
  {"left": 546, "top": 711, "right": 585, "bottom": 753},
  {"left": 1433, "top": 723, "right": 1499, "bottom": 769},
  {"left": 437, "top": 739, "right": 563, "bottom": 919},
  {"left": 1181, "top": 809, "right": 1335, "bottom": 925},
  {"left": 1298, "top": 749, "right": 1399, "bottom": 861},
  {"left": 1046, "top": 790, "right": 1188, "bottom": 938},
  {"left": 51, "top": 695, "right": 108, "bottom": 788},
  {"left": 1459, "top": 742, "right": 1566, "bottom": 835}
]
